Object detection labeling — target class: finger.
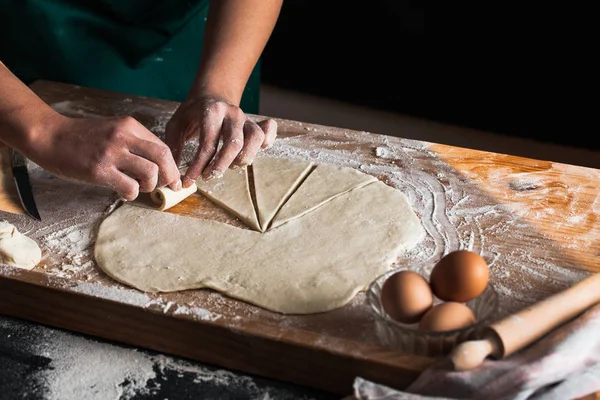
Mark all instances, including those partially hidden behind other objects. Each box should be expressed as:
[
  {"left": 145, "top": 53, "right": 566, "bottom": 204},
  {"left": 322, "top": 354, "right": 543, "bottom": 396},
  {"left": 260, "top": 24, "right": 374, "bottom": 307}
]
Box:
[
  {"left": 116, "top": 154, "right": 160, "bottom": 193},
  {"left": 182, "top": 122, "right": 221, "bottom": 187},
  {"left": 202, "top": 117, "right": 244, "bottom": 180},
  {"left": 101, "top": 167, "right": 141, "bottom": 201},
  {"left": 120, "top": 116, "right": 181, "bottom": 190},
  {"left": 233, "top": 120, "right": 265, "bottom": 167},
  {"left": 257, "top": 119, "right": 278, "bottom": 149},
  {"left": 128, "top": 138, "right": 181, "bottom": 190}
]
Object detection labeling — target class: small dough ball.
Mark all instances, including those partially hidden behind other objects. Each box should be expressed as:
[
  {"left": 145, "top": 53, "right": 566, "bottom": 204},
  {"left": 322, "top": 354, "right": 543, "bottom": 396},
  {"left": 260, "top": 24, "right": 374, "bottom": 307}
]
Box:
[
  {"left": 418, "top": 302, "right": 476, "bottom": 332},
  {"left": 381, "top": 270, "right": 433, "bottom": 324},
  {"left": 429, "top": 250, "right": 489, "bottom": 302},
  {"left": 0, "top": 221, "right": 42, "bottom": 270}
]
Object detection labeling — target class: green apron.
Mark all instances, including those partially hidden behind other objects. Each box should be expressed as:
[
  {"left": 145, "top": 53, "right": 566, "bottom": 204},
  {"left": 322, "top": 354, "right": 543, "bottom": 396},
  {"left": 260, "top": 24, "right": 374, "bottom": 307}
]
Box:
[{"left": 0, "top": 0, "right": 260, "bottom": 113}]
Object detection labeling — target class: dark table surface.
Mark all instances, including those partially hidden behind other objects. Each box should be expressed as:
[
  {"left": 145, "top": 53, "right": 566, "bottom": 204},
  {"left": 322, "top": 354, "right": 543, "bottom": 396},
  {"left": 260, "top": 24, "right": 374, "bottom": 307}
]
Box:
[{"left": 0, "top": 316, "right": 339, "bottom": 400}]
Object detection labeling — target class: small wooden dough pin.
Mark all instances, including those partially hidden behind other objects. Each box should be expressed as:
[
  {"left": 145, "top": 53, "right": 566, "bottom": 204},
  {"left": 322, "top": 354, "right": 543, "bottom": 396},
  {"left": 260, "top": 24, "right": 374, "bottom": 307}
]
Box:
[{"left": 150, "top": 183, "right": 198, "bottom": 211}]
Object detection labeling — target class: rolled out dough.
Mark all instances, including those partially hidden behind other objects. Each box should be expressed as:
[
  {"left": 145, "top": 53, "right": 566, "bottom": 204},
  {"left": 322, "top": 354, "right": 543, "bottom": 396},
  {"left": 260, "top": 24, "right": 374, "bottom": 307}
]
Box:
[
  {"left": 95, "top": 169, "right": 425, "bottom": 314},
  {"left": 252, "top": 156, "right": 313, "bottom": 231},
  {"left": 195, "top": 168, "right": 260, "bottom": 231},
  {"left": 269, "top": 164, "right": 377, "bottom": 229},
  {"left": 0, "top": 221, "right": 42, "bottom": 270}
]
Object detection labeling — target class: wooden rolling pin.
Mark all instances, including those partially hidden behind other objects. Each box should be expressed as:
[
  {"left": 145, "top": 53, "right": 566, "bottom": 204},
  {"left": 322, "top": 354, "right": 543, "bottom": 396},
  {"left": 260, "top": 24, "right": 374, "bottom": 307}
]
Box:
[{"left": 451, "top": 272, "right": 600, "bottom": 371}]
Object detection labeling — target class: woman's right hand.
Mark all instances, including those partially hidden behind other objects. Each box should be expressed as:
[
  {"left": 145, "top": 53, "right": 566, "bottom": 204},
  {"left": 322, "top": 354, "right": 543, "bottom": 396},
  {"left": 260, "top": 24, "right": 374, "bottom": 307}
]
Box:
[{"left": 25, "top": 113, "right": 182, "bottom": 201}]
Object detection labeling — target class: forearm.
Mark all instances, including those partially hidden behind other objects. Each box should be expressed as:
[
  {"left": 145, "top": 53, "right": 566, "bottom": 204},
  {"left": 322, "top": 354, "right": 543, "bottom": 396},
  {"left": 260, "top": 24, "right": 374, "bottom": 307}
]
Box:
[
  {"left": 190, "top": 0, "right": 283, "bottom": 106},
  {"left": 0, "top": 62, "right": 59, "bottom": 153}
]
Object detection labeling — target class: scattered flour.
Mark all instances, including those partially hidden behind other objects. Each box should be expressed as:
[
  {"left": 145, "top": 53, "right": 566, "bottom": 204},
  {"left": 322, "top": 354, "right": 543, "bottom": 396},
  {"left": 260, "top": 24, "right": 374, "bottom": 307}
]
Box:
[
  {"left": 374, "top": 146, "right": 394, "bottom": 159},
  {"left": 0, "top": 317, "right": 325, "bottom": 400},
  {"left": 262, "top": 125, "right": 591, "bottom": 316},
  {"left": 147, "top": 114, "right": 171, "bottom": 136},
  {"left": 144, "top": 298, "right": 222, "bottom": 321},
  {"left": 173, "top": 304, "right": 222, "bottom": 322},
  {"left": 42, "top": 332, "right": 157, "bottom": 400},
  {"left": 0, "top": 98, "right": 594, "bottom": 360},
  {"left": 41, "top": 225, "right": 95, "bottom": 278},
  {"left": 50, "top": 100, "right": 101, "bottom": 118},
  {"left": 13, "top": 115, "right": 587, "bottom": 318},
  {"left": 0, "top": 264, "right": 19, "bottom": 276},
  {"left": 71, "top": 281, "right": 152, "bottom": 307}
]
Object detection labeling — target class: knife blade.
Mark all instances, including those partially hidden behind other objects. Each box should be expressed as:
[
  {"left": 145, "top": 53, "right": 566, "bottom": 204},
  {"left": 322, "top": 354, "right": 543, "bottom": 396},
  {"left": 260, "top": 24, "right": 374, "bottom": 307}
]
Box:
[{"left": 11, "top": 150, "right": 41, "bottom": 221}]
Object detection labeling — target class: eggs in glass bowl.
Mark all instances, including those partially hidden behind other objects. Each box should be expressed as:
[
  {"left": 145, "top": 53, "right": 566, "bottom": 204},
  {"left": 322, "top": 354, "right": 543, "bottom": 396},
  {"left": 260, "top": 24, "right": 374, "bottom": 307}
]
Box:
[{"left": 367, "top": 250, "right": 499, "bottom": 357}]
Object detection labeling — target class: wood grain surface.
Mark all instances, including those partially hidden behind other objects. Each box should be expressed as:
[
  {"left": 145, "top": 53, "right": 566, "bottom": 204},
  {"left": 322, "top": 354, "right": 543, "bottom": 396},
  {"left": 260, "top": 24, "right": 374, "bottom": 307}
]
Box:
[{"left": 1, "top": 80, "right": 599, "bottom": 396}]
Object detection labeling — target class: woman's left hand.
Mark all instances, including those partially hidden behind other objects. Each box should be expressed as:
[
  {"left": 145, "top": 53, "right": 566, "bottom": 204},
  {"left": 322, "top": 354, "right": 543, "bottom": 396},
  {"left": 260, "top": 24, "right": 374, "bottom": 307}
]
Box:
[{"left": 165, "top": 93, "right": 277, "bottom": 188}]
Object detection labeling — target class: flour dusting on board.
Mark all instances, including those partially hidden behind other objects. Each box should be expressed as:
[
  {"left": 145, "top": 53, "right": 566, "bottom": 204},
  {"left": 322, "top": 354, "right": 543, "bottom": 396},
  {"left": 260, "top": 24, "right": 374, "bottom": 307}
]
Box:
[
  {"left": 42, "top": 224, "right": 95, "bottom": 278},
  {"left": 1, "top": 164, "right": 115, "bottom": 277},
  {"left": 173, "top": 304, "right": 222, "bottom": 321},
  {"left": 1, "top": 100, "right": 595, "bottom": 337},
  {"left": 260, "top": 120, "right": 594, "bottom": 316},
  {"left": 50, "top": 100, "right": 101, "bottom": 118},
  {"left": 145, "top": 298, "right": 223, "bottom": 321},
  {"left": 72, "top": 281, "right": 152, "bottom": 307}
]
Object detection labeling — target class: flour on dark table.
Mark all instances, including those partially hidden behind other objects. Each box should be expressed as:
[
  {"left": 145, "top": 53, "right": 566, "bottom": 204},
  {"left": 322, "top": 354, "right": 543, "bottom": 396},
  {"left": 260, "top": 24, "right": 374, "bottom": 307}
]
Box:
[{"left": 0, "top": 316, "right": 336, "bottom": 400}]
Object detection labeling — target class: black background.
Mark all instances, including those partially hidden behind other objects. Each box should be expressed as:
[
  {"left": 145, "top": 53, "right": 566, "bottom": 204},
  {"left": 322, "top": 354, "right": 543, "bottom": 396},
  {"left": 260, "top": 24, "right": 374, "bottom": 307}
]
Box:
[{"left": 260, "top": 1, "right": 595, "bottom": 150}]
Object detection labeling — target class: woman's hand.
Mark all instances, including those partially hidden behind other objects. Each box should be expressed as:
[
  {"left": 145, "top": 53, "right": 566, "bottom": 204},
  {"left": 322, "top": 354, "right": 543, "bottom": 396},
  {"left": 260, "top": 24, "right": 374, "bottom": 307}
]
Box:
[
  {"left": 27, "top": 113, "right": 182, "bottom": 201},
  {"left": 162, "top": 0, "right": 283, "bottom": 188},
  {"left": 165, "top": 93, "right": 277, "bottom": 188}
]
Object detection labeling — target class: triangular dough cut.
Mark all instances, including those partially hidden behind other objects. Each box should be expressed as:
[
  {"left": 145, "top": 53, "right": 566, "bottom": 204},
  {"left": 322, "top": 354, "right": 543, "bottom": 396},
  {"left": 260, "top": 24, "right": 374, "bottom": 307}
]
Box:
[
  {"left": 251, "top": 156, "right": 314, "bottom": 231},
  {"left": 196, "top": 168, "right": 260, "bottom": 231},
  {"left": 270, "top": 164, "right": 378, "bottom": 229}
]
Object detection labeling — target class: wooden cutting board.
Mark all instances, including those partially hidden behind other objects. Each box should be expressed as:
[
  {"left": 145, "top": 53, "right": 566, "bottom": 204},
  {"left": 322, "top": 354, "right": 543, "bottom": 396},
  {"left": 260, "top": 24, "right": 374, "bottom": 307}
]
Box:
[
  {"left": 0, "top": 147, "right": 26, "bottom": 215},
  {"left": 1, "top": 80, "right": 599, "bottom": 396}
]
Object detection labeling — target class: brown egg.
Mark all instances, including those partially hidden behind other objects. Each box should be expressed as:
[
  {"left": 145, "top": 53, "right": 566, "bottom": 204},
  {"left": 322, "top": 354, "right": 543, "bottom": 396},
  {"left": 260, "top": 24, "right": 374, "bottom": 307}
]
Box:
[
  {"left": 380, "top": 270, "right": 433, "bottom": 324},
  {"left": 429, "top": 250, "right": 489, "bottom": 302},
  {"left": 418, "top": 302, "right": 476, "bottom": 332}
]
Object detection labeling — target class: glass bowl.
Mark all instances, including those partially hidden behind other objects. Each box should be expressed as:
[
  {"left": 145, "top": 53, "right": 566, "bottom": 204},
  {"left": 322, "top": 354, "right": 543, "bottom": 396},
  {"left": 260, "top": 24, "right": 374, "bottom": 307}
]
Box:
[{"left": 366, "top": 265, "right": 499, "bottom": 357}]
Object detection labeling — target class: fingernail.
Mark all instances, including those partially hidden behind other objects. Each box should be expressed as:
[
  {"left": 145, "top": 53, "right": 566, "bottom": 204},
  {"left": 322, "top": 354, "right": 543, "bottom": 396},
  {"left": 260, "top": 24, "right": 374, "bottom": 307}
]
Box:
[
  {"left": 201, "top": 162, "right": 213, "bottom": 180},
  {"left": 175, "top": 179, "right": 182, "bottom": 191},
  {"left": 182, "top": 177, "right": 195, "bottom": 188}
]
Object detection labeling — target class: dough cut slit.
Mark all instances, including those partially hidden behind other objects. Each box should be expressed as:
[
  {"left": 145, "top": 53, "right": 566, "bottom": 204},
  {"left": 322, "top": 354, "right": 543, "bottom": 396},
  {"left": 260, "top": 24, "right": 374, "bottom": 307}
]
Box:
[
  {"left": 272, "top": 179, "right": 378, "bottom": 230},
  {"left": 251, "top": 156, "right": 315, "bottom": 232},
  {"left": 246, "top": 165, "right": 261, "bottom": 229},
  {"left": 269, "top": 164, "right": 378, "bottom": 229},
  {"left": 262, "top": 164, "right": 317, "bottom": 232},
  {"left": 196, "top": 168, "right": 261, "bottom": 231}
]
